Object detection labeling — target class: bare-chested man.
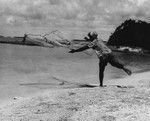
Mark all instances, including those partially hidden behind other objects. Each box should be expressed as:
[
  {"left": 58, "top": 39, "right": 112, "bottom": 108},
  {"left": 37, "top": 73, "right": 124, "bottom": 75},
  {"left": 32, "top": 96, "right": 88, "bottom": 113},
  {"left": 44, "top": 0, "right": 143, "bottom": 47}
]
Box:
[{"left": 69, "top": 32, "right": 132, "bottom": 87}]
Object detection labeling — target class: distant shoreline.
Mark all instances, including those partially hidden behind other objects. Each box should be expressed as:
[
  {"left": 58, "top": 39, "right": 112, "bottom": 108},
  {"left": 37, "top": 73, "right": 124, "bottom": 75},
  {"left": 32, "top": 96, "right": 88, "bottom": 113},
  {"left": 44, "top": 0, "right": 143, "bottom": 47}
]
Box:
[{"left": 0, "top": 36, "right": 53, "bottom": 48}]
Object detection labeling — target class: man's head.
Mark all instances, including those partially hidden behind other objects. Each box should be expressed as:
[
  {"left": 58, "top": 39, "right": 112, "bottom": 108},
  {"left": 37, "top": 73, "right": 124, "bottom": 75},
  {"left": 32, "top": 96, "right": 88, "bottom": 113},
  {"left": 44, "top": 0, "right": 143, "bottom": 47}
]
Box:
[{"left": 87, "top": 31, "right": 98, "bottom": 41}]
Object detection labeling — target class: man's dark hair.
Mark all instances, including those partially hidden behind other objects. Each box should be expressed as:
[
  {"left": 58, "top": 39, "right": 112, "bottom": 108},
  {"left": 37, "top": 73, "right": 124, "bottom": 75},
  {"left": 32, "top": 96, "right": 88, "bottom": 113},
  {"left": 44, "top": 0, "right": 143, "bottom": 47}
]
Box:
[{"left": 86, "top": 32, "right": 98, "bottom": 41}]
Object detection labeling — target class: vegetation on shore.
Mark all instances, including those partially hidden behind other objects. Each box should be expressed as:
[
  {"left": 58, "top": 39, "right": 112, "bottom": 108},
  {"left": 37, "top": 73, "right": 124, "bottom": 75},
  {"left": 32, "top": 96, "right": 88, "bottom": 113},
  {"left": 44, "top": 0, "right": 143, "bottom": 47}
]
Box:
[{"left": 108, "top": 19, "right": 150, "bottom": 51}]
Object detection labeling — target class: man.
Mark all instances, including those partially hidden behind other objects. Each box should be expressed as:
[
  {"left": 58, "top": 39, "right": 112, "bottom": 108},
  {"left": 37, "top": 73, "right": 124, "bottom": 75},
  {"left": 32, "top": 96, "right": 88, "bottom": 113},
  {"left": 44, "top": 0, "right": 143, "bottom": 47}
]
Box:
[
  {"left": 69, "top": 32, "right": 132, "bottom": 87},
  {"left": 23, "top": 33, "right": 27, "bottom": 43}
]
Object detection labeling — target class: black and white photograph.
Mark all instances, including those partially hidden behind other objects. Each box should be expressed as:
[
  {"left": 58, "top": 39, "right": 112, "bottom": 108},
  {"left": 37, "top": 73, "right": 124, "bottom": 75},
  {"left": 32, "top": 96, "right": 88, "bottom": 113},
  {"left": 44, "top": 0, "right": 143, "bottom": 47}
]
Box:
[{"left": 0, "top": 0, "right": 150, "bottom": 120}]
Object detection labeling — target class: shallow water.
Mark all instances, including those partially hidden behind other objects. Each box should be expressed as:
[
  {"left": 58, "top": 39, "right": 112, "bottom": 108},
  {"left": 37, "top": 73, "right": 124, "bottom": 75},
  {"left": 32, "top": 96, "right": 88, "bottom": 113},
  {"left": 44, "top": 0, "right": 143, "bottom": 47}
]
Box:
[{"left": 0, "top": 44, "right": 150, "bottom": 102}]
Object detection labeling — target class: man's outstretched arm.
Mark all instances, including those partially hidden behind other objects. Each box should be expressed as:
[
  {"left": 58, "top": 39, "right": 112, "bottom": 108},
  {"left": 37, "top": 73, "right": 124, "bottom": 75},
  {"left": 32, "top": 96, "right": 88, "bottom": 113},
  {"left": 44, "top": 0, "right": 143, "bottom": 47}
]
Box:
[{"left": 69, "top": 45, "right": 89, "bottom": 53}]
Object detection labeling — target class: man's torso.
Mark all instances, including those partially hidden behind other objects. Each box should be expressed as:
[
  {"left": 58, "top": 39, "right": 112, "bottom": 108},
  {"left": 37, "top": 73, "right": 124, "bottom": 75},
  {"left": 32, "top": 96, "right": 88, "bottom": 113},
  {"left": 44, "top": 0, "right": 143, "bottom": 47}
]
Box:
[{"left": 87, "top": 39, "right": 112, "bottom": 58}]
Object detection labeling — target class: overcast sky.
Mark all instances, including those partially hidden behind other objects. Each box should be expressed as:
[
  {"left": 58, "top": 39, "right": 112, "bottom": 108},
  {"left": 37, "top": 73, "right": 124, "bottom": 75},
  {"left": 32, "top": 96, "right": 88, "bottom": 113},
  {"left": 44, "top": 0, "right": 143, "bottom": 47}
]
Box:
[{"left": 0, "top": 0, "right": 150, "bottom": 40}]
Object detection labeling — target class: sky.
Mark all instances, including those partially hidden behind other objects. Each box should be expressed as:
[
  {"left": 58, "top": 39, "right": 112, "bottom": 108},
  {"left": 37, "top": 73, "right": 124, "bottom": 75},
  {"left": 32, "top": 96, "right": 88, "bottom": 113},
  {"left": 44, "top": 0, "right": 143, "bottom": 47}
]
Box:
[{"left": 0, "top": 0, "right": 150, "bottom": 40}]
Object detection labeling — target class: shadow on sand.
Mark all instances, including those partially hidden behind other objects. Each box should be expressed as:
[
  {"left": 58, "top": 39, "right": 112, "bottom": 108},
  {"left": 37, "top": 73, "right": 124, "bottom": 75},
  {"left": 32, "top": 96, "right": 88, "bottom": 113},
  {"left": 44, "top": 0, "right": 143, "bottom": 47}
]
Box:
[
  {"left": 20, "top": 76, "right": 134, "bottom": 89},
  {"left": 20, "top": 82, "right": 98, "bottom": 89},
  {"left": 20, "top": 82, "right": 134, "bottom": 89},
  {"left": 78, "top": 84, "right": 98, "bottom": 88}
]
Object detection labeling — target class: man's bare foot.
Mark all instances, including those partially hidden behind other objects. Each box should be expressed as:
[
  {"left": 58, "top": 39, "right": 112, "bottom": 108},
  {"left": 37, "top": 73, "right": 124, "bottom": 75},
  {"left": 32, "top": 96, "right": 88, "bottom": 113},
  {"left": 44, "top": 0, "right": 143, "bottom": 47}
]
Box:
[{"left": 99, "top": 85, "right": 107, "bottom": 87}]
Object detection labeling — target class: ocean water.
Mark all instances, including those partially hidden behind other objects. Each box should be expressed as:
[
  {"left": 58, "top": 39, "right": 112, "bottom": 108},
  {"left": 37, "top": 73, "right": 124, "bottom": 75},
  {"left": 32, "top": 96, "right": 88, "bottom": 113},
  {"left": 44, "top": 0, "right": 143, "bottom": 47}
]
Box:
[{"left": 0, "top": 44, "right": 150, "bottom": 102}]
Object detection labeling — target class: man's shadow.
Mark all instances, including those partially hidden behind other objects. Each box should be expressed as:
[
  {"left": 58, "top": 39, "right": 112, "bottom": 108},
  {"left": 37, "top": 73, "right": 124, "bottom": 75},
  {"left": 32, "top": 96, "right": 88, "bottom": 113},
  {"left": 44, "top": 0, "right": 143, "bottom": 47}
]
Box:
[
  {"left": 78, "top": 84, "right": 97, "bottom": 88},
  {"left": 20, "top": 76, "right": 98, "bottom": 89},
  {"left": 51, "top": 76, "right": 98, "bottom": 88}
]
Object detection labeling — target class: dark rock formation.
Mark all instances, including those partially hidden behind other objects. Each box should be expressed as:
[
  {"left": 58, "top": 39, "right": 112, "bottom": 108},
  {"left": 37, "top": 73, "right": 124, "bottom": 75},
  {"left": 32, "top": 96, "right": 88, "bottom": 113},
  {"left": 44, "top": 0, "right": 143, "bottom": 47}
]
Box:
[{"left": 107, "top": 19, "right": 150, "bottom": 51}]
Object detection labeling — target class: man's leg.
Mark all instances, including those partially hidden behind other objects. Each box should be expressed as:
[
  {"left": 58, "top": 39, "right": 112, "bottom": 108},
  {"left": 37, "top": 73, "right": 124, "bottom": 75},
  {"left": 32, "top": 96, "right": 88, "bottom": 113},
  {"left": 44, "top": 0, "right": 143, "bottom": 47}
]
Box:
[
  {"left": 108, "top": 54, "right": 132, "bottom": 75},
  {"left": 99, "top": 57, "right": 107, "bottom": 87}
]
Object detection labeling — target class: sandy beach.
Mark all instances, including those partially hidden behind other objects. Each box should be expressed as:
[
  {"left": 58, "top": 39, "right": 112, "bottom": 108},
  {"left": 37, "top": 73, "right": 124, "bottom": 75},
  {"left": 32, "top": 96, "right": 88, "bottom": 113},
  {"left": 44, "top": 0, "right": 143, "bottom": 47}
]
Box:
[{"left": 0, "top": 71, "right": 150, "bottom": 121}]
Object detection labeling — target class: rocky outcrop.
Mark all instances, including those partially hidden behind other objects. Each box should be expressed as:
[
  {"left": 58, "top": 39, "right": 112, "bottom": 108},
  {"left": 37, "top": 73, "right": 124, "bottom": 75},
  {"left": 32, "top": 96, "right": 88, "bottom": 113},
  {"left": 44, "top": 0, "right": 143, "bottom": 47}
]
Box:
[{"left": 107, "top": 19, "right": 150, "bottom": 51}]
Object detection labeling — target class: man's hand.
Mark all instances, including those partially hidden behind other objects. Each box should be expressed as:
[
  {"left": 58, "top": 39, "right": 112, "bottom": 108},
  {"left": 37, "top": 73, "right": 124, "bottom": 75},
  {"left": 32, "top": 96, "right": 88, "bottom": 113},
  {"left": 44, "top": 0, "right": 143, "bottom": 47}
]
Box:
[{"left": 69, "top": 49, "right": 76, "bottom": 53}]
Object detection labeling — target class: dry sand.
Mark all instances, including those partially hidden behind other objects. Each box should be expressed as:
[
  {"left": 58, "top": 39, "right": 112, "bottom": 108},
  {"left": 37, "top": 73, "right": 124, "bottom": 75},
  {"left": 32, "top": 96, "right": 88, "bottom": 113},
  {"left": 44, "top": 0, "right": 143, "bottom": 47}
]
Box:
[{"left": 1, "top": 72, "right": 150, "bottom": 121}]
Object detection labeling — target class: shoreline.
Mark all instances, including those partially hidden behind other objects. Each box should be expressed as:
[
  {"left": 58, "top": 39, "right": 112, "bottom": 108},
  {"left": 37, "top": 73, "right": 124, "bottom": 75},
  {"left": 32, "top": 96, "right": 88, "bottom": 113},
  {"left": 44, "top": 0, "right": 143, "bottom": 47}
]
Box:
[{"left": 1, "top": 71, "right": 150, "bottom": 107}]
